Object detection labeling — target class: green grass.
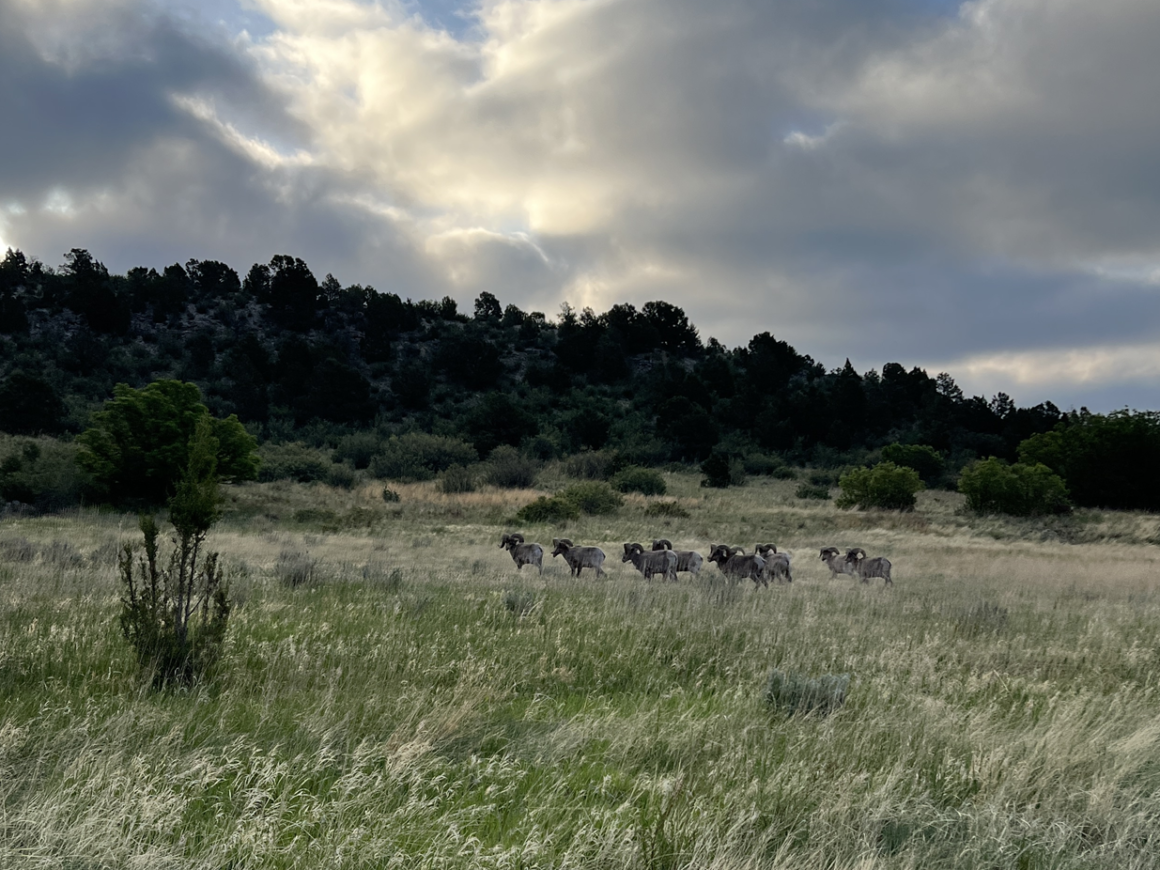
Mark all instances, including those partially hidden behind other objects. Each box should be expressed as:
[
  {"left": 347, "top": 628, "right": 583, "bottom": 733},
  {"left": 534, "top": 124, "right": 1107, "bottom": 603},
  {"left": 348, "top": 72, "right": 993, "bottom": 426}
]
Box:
[{"left": 2, "top": 474, "right": 1160, "bottom": 867}]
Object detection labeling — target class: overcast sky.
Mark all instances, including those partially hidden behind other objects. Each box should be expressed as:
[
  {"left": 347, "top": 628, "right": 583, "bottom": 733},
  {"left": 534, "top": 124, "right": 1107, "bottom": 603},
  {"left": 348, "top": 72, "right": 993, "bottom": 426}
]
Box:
[{"left": 4, "top": 0, "right": 1160, "bottom": 411}]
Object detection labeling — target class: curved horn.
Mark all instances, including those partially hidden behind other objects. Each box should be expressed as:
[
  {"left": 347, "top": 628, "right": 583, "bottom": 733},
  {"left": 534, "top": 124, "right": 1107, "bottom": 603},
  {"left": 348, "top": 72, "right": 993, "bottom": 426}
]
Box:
[
  {"left": 509, "top": 532, "right": 524, "bottom": 544},
  {"left": 559, "top": 538, "right": 574, "bottom": 548},
  {"left": 652, "top": 539, "right": 673, "bottom": 551}
]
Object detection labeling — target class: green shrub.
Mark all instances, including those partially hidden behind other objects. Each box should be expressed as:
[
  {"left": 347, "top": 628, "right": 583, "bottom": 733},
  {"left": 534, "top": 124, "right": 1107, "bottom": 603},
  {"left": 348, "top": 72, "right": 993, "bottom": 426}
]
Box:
[
  {"left": 564, "top": 450, "right": 623, "bottom": 480},
  {"left": 257, "top": 442, "right": 332, "bottom": 483},
  {"left": 438, "top": 463, "right": 477, "bottom": 494},
  {"left": 515, "top": 495, "right": 581, "bottom": 524},
  {"left": 370, "top": 432, "right": 478, "bottom": 481},
  {"left": 325, "top": 462, "right": 358, "bottom": 489},
  {"left": 332, "top": 431, "right": 381, "bottom": 469},
  {"left": 958, "top": 457, "right": 1070, "bottom": 516},
  {"left": 743, "top": 453, "right": 787, "bottom": 476},
  {"left": 771, "top": 466, "right": 797, "bottom": 480},
  {"left": 795, "top": 483, "right": 831, "bottom": 500},
  {"left": 560, "top": 481, "right": 623, "bottom": 515},
  {"left": 117, "top": 418, "right": 229, "bottom": 687},
  {"left": 700, "top": 451, "right": 745, "bottom": 488},
  {"left": 764, "top": 668, "right": 849, "bottom": 717},
  {"left": 0, "top": 436, "right": 93, "bottom": 511},
  {"left": 881, "top": 443, "right": 945, "bottom": 483},
  {"left": 644, "top": 501, "right": 690, "bottom": 518},
  {"left": 485, "top": 445, "right": 538, "bottom": 488},
  {"left": 611, "top": 466, "right": 667, "bottom": 496},
  {"left": 78, "top": 379, "right": 257, "bottom": 505},
  {"left": 836, "top": 462, "right": 923, "bottom": 511}
]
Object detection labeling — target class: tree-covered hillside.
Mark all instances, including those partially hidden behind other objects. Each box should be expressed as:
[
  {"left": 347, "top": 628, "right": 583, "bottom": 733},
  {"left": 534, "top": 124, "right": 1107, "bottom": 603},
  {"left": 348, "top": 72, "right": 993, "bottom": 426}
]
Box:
[{"left": 0, "top": 247, "right": 1066, "bottom": 471}]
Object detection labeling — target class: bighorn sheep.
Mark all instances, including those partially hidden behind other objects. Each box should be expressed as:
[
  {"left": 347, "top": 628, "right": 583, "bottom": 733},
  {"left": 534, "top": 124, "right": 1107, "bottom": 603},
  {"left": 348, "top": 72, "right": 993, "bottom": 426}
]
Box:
[
  {"left": 708, "top": 544, "right": 767, "bottom": 587},
  {"left": 623, "top": 543, "right": 678, "bottom": 582},
  {"left": 551, "top": 538, "right": 606, "bottom": 578},
  {"left": 755, "top": 543, "right": 792, "bottom": 583},
  {"left": 820, "top": 547, "right": 858, "bottom": 580},
  {"left": 845, "top": 547, "right": 893, "bottom": 585},
  {"left": 499, "top": 533, "right": 543, "bottom": 574},
  {"left": 651, "top": 539, "right": 704, "bottom": 576}
]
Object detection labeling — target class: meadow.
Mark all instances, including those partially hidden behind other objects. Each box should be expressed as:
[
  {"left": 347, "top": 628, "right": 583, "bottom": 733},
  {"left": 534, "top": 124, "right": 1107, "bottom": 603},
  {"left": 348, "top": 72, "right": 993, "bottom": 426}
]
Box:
[{"left": 2, "top": 471, "right": 1160, "bottom": 869}]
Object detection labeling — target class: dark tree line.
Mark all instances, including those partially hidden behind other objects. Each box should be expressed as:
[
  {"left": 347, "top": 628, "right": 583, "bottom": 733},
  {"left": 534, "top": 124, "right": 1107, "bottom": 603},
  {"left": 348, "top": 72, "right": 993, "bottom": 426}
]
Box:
[{"left": 5, "top": 245, "right": 1150, "bottom": 507}]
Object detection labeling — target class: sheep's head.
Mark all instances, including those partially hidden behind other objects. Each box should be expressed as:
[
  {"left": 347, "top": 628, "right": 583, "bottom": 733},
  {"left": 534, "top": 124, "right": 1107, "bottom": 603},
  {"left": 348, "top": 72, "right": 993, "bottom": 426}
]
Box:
[
  {"left": 500, "top": 533, "right": 525, "bottom": 550},
  {"left": 820, "top": 547, "right": 839, "bottom": 560},
  {"left": 551, "top": 538, "right": 573, "bottom": 558},
  {"left": 621, "top": 542, "right": 645, "bottom": 562},
  {"left": 846, "top": 547, "right": 866, "bottom": 562},
  {"left": 708, "top": 544, "right": 730, "bottom": 564},
  {"left": 651, "top": 539, "right": 673, "bottom": 551},
  {"left": 756, "top": 543, "right": 777, "bottom": 556}
]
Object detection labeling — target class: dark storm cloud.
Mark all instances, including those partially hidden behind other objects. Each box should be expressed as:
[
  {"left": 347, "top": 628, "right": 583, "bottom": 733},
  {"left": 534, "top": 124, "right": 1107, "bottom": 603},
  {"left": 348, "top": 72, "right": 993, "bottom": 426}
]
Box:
[{"left": 4, "top": 0, "right": 1160, "bottom": 410}]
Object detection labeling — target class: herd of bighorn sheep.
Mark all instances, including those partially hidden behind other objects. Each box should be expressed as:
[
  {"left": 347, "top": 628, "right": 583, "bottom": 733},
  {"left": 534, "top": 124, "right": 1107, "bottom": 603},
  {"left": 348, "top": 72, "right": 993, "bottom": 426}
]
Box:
[{"left": 500, "top": 534, "right": 893, "bottom": 586}]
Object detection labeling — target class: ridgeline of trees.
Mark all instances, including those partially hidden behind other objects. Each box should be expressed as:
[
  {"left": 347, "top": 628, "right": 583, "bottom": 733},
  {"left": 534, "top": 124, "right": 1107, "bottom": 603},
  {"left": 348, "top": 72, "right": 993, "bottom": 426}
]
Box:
[{"left": 2, "top": 246, "right": 1158, "bottom": 513}]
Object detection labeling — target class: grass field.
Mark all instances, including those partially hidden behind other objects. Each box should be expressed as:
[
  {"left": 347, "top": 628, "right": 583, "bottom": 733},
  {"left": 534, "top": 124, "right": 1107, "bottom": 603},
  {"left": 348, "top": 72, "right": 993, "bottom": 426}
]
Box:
[{"left": 2, "top": 472, "right": 1160, "bottom": 868}]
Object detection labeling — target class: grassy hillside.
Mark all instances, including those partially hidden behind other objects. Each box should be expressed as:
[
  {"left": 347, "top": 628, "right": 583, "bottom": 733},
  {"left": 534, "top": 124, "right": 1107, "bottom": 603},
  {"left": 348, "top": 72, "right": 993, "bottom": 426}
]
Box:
[{"left": 2, "top": 473, "right": 1160, "bottom": 868}]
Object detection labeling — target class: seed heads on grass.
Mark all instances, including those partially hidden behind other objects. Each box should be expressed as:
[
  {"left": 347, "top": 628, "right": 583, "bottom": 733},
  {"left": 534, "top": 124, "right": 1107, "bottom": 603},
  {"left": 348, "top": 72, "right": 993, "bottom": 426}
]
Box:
[
  {"left": 501, "top": 588, "right": 537, "bottom": 617},
  {"left": 0, "top": 536, "right": 36, "bottom": 562},
  {"left": 361, "top": 561, "right": 402, "bottom": 591},
  {"left": 954, "top": 601, "right": 1009, "bottom": 637},
  {"left": 276, "top": 547, "right": 317, "bottom": 587},
  {"left": 764, "top": 668, "right": 850, "bottom": 717},
  {"left": 644, "top": 501, "right": 690, "bottom": 519}
]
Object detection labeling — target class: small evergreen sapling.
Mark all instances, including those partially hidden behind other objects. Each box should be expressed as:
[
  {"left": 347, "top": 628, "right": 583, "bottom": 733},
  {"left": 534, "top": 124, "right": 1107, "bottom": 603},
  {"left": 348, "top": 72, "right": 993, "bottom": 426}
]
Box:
[{"left": 118, "top": 417, "right": 230, "bottom": 687}]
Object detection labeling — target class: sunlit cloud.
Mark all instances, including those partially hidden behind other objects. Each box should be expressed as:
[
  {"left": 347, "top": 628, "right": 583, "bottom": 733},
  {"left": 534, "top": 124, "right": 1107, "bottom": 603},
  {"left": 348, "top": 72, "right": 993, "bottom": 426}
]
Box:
[{"left": 5, "top": 0, "right": 1160, "bottom": 409}]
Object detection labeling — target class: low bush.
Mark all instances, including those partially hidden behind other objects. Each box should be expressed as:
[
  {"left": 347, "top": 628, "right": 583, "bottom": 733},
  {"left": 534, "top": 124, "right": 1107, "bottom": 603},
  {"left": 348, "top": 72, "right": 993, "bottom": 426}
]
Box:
[
  {"left": 743, "top": 453, "right": 787, "bottom": 476},
  {"left": 771, "top": 466, "right": 797, "bottom": 480},
  {"left": 644, "top": 501, "right": 690, "bottom": 518},
  {"left": 515, "top": 495, "right": 581, "bottom": 524},
  {"left": 836, "top": 462, "right": 923, "bottom": 511},
  {"left": 958, "top": 457, "right": 1070, "bottom": 516},
  {"left": 0, "top": 436, "right": 93, "bottom": 512},
  {"left": 611, "top": 466, "right": 667, "bottom": 496},
  {"left": 257, "top": 442, "right": 333, "bottom": 483},
  {"left": 438, "top": 464, "right": 477, "bottom": 494},
  {"left": 764, "top": 668, "right": 849, "bottom": 717},
  {"left": 333, "top": 431, "right": 381, "bottom": 469},
  {"left": 564, "top": 450, "right": 623, "bottom": 480},
  {"left": 881, "top": 443, "right": 945, "bottom": 484},
  {"left": 485, "top": 446, "right": 537, "bottom": 488},
  {"left": 370, "top": 432, "right": 478, "bottom": 482},
  {"left": 795, "top": 483, "right": 831, "bottom": 500},
  {"left": 701, "top": 451, "right": 746, "bottom": 488},
  {"left": 381, "top": 487, "right": 401, "bottom": 503},
  {"left": 560, "top": 481, "right": 623, "bottom": 515}
]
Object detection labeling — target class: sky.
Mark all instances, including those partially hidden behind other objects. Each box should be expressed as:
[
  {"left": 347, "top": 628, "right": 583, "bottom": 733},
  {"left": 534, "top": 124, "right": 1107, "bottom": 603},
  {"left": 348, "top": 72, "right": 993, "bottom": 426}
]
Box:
[{"left": 3, "top": 0, "right": 1160, "bottom": 412}]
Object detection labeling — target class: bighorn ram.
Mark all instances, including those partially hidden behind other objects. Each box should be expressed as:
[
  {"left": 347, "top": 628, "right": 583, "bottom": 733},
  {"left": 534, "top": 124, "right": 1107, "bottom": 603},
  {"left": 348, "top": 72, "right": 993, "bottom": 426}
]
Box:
[
  {"left": 623, "top": 543, "right": 678, "bottom": 582},
  {"left": 499, "top": 533, "right": 543, "bottom": 574},
  {"left": 845, "top": 547, "right": 893, "bottom": 585},
  {"left": 820, "top": 547, "right": 858, "bottom": 580},
  {"left": 708, "top": 544, "right": 767, "bottom": 587},
  {"left": 651, "top": 539, "right": 704, "bottom": 576},
  {"left": 551, "top": 538, "right": 606, "bottom": 578},
  {"left": 755, "top": 543, "right": 792, "bottom": 583}
]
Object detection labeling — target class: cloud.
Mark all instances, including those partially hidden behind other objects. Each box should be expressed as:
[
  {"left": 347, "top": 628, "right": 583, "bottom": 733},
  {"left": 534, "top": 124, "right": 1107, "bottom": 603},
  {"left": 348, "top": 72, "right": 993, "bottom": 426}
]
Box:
[{"left": 4, "top": 0, "right": 1160, "bottom": 410}]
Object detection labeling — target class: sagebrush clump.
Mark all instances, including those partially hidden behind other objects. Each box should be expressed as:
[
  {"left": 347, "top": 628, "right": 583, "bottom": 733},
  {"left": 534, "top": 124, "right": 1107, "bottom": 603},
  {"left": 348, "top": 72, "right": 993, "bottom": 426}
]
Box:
[{"left": 764, "top": 668, "right": 849, "bottom": 716}]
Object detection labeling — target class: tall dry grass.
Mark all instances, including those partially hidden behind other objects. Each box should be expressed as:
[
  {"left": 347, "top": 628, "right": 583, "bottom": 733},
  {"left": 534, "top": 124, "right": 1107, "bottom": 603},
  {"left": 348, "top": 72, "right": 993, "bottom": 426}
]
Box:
[{"left": 2, "top": 473, "right": 1159, "bottom": 868}]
